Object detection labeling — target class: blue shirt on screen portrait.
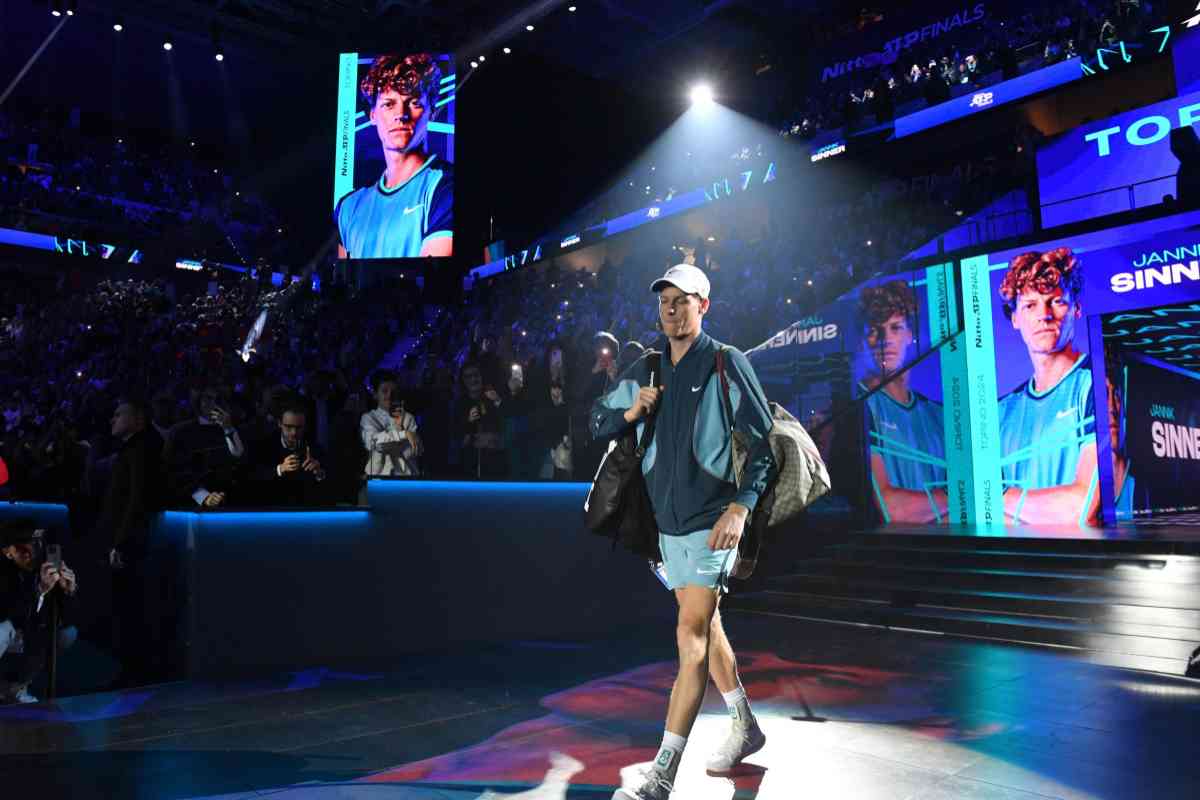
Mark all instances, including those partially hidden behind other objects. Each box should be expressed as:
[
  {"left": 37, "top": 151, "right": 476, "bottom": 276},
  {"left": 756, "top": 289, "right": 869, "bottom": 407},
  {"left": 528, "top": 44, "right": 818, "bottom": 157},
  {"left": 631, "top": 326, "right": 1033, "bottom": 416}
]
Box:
[
  {"left": 865, "top": 388, "right": 946, "bottom": 492},
  {"left": 335, "top": 155, "right": 453, "bottom": 259},
  {"left": 999, "top": 353, "right": 1095, "bottom": 491}
]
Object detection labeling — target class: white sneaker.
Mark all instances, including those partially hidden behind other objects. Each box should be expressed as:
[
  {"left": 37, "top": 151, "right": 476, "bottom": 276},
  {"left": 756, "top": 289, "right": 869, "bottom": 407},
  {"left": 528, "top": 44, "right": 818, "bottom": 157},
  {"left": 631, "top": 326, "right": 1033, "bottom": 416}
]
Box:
[
  {"left": 612, "top": 768, "right": 673, "bottom": 800},
  {"left": 705, "top": 721, "right": 766, "bottom": 773}
]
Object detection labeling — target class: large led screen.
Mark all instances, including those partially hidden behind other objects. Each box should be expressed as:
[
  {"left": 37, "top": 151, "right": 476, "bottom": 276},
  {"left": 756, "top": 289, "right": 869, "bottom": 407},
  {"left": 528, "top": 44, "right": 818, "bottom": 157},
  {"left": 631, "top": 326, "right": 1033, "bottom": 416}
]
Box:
[
  {"left": 1101, "top": 350, "right": 1200, "bottom": 520},
  {"left": 747, "top": 265, "right": 958, "bottom": 526},
  {"left": 959, "top": 211, "right": 1200, "bottom": 532},
  {"left": 1037, "top": 91, "right": 1200, "bottom": 229},
  {"left": 333, "top": 52, "right": 455, "bottom": 259}
]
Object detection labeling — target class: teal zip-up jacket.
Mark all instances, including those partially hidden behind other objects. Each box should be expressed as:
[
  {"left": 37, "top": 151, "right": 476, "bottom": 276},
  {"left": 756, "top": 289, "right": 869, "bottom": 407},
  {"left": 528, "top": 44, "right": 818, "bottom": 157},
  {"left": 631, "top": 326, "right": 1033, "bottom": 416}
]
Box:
[{"left": 590, "top": 330, "right": 776, "bottom": 536}]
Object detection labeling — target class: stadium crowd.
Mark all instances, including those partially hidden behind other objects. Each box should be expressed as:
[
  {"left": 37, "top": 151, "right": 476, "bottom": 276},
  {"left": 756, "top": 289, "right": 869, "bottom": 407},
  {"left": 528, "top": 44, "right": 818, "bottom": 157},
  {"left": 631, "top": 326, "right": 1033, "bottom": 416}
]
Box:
[
  {"left": 0, "top": 106, "right": 286, "bottom": 266},
  {"left": 0, "top": 121, "right": 1028, "bottom": 507},
  {"left": 779, "top": 0, "right": 1164, "bottom": 139}
]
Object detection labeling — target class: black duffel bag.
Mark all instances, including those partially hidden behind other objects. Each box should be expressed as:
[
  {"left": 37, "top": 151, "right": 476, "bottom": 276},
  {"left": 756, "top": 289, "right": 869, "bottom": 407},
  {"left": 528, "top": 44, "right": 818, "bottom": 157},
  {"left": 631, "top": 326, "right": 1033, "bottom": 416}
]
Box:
[{"left": 583, "top": 353, "right": 661, "bottom": 560}]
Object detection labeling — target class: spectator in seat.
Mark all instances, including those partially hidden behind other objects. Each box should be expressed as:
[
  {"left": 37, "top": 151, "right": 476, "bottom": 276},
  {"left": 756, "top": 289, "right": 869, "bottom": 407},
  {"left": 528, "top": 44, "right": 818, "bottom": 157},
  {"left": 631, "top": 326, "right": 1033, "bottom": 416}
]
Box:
[
  {"left": 243, "top": 384, "right": 292, "bottom": 449},
  {"left": 248, "top": 402, "right": 328, "bottom": 506},
  {"left": 576, "top": 332, "right": 621, "bottom": 479},
  {"left": 360, "top": 372, "right": 422, "bottom": 477},
  {"left": 534, "top": 379, "right": 572, "bottom": 480},
  {"left": 456, "top": 361, "right": 505, "bottom": 478},
  {"left": 149, "top": 391, "right": 175, "bottom": 441},
  {"left": 163, "top": 386, "right": 246, "bottom": 509},
  {"left": 501, "top": 363, "right": 540, "bottom": 479},
  {"left": 1, "top": 519, "right": 78, "bottom": 705},
  {"left": 617, "top": 340, "right": 646, "bottom": 377},
  {"left": 330, "top": 390, "right": 369, "bottom": 503},
  {"left": 304, "top": 369, "right": 346, "bottom": 453}
]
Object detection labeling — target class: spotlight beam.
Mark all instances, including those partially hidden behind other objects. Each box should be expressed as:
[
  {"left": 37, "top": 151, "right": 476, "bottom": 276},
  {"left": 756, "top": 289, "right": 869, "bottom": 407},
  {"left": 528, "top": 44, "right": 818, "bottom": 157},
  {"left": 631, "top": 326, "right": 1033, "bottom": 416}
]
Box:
[{"left": 0, "top": 16, "right": 69, "bottom": 109}]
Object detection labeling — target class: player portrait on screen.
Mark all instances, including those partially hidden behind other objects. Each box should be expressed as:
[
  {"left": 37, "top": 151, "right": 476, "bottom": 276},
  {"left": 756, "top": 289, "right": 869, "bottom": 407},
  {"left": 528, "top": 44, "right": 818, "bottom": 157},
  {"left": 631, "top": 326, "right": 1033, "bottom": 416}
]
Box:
[
  {"left": 859, "top": 281, "right": 948, "bottom": 524},
  {"left": 997, "top": 248, "right": 1100, "bottom": 527},
  {"left": 1104, "top": 349, "right": 1147, "bottom": 520},
  {"left": 335, "top": 53, "right": 453, "bottom": 259}
]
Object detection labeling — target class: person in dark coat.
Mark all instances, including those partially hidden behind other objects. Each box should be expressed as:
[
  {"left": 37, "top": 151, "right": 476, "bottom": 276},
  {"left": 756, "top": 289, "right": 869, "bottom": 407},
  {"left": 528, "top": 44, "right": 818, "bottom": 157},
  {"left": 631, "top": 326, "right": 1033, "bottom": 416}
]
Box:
[
  {"left": 246, "top": 402, "right": 329, "bottom": 507},
  {"left": 1, "top": 519, "right": 78, "bottom": 704},
  {"left": 98, "top": 399, "right": 168, "bottom": 688},
  {"left": 98, "top": 401, "right": 163, "bottom": 567}
]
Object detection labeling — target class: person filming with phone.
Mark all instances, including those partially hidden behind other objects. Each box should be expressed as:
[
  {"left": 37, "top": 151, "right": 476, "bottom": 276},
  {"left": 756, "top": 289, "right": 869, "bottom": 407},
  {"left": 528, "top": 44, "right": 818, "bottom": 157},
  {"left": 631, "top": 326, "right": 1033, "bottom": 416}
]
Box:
[
  {"left": 162, "top": 386, "right": 246, "bottom": 509},
  {"left": 248, "top": 400, "right": 328, "bottom": 507},
  {"left": 1, "top": 519, "right": 78, "bottom": 705},
  {"left": 360, "top": 372, "right": 422, "bottom": 478}
]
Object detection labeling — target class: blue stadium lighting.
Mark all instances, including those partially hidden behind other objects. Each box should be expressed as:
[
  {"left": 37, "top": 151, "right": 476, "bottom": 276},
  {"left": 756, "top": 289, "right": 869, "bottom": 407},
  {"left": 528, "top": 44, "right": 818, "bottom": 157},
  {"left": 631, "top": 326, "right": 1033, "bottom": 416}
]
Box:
[
  {"left": 689, "top": 83, "right": 714, "bottom": 106},
  {"left": 368, "top": 480, "right": 591, "bottom": 498}
]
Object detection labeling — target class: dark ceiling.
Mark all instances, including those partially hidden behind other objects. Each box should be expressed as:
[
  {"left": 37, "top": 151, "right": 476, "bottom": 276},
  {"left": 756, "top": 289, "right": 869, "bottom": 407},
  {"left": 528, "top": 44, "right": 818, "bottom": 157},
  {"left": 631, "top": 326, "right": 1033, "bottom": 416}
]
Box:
[{"left": 76, "top": 0, "right": 871, "bottom": 83}]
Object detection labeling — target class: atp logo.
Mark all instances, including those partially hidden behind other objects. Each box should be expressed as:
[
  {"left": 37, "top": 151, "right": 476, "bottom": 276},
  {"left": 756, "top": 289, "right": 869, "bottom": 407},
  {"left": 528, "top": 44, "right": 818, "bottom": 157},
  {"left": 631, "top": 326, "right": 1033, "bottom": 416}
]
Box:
[{"left": 968, "top": 92, "right": 994, "bottom": 109}]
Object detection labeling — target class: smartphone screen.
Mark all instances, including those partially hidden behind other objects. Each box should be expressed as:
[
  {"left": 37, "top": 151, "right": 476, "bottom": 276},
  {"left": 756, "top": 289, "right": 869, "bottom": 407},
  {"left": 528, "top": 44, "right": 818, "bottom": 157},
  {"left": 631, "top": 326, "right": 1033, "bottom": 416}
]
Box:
[{"left": 46, "top": 544, "right": 62, "bottom": 570}]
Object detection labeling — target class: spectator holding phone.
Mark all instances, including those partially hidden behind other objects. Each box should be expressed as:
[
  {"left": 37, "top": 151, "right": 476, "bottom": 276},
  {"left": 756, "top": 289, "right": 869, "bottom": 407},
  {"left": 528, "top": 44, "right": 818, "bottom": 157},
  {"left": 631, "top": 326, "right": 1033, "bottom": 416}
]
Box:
[
  {"left": 162, "top": 386, "right": 246, "bottom": 509},
  {"left": 455, "top": 362, "right": 506, "bottom": 478},
  {"left": 248, "top": 400, "right": 328, "bottom": 506},
  {"left": 0, "top": 520, "right": 78, "bottom": 704},
  {"left": 360, "top": 371, "right": 422, "bottom": 477},
  {"left": 576, "top": 331, "right": 621, "bottom": 479}
]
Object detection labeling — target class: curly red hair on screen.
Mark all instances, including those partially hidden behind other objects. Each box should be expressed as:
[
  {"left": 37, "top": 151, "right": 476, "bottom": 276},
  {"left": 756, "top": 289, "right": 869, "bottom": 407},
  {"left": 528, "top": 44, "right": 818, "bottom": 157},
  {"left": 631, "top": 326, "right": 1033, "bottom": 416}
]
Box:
[
  {"left": 859, "top": 280, "right": 917, "bottom": 329},
  {"left": 360, "top": 53, "right": 442, "bottom": 109},
  {"left": 998, "top": 247, "right": 1083, "bottom": 320}
]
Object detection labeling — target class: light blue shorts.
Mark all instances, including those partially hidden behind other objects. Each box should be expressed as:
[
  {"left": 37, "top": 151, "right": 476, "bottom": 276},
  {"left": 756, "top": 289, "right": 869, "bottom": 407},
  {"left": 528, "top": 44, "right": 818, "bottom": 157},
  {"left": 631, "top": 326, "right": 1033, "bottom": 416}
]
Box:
[{"left": 657, "top": 529, "right": 737, "bottom": 592}]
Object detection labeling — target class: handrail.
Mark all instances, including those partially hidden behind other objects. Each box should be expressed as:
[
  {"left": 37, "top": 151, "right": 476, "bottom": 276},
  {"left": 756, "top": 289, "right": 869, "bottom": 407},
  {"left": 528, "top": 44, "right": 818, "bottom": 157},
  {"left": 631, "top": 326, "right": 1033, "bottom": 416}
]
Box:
[{"left": 1041, "top": 173, "right": 1177, "bottom": 212}]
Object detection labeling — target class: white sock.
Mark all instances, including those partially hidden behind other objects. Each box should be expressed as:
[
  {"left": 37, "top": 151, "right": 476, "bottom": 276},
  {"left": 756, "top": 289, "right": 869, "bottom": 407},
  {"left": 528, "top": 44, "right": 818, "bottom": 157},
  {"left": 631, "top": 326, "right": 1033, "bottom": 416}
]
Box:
[
  {"left": 651, "top": 731, "right": 687, "bottom": 781},
  {"left": 721, "top": 684, "right": 753, "bottom": 728}
]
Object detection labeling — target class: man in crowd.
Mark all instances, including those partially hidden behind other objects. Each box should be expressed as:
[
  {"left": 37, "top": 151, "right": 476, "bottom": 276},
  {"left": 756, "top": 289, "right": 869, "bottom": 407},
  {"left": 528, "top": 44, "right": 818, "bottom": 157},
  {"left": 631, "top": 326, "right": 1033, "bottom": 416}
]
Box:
[
  {"left": 97, "top": 398, "right": 165, "bottom": 686},
  {"left": 248, "top": 401, "right": 328, "bottom": 506},
  {"left": 304, "top": 369, "right": 347, "bottom": 454},
  {"left": 361, "top": 372, "right": 422, "bottom": 477},
  {"left": 997, "top": 248, "right": 1099, "bottom": 527},
  {"left": 163, "top": 386, "right": 246, "bottom": 509},
  {"left": 576, "top": 331, "right": 622, "bottom": 478},
  {"left": 1, "top": 519, "right": 78, "bottom": 704},
  {"left": 592, "top": 264, "right": 776, "bottom": 800},
  {"left": 456, "top": 362, "right": 505, "bottom": 478}
]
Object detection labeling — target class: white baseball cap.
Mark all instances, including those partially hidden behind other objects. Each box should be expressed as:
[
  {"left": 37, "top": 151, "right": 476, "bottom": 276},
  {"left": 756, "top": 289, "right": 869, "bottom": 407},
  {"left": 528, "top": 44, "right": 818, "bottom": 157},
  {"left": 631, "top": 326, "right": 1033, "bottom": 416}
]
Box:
[{"left": 650, "top": 263, "right": 710, "bottom": 300}]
